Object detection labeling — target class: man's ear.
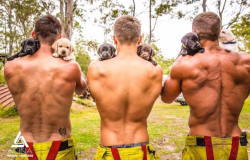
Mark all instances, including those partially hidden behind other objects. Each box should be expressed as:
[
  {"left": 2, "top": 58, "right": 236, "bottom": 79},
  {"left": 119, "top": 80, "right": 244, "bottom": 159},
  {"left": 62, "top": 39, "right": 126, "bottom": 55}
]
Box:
[
  {"left": 32, "top": 31, "right": 37, "bottom": 39},
  {"left": 52, "top": 41, "right": 58, "bottom": 50},
  {"left": 113, "top": 36, "right": 118, "bottom": 45},
  {"left": 55, "top": 34, "right": 62, "bottom": 41},
  {"left": 137, "top": 36, "right": 142, "bottom": 45}
]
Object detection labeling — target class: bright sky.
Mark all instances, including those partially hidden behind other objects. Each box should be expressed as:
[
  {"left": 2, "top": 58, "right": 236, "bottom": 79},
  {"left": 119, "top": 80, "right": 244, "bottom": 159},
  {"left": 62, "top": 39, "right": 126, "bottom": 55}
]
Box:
[
  {"left": 77, "top": 1, "right": 193, "bottom": 60},
  {"left": 73, "top": 0, "right": 249, "bottom": 60},
  {"left": 82, "top": 15, "right": 191, "bottom": 59}
]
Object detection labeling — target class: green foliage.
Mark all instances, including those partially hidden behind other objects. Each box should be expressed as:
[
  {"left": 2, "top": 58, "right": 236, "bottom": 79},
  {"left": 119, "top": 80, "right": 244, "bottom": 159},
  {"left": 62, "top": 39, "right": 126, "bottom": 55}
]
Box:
[
  {"left": 154, "top": 55, "right": 175, "bottom": 74},
  {"left": 0, "top": 69, "right": 6, "bottom": 84},
  {"left": 0, "top": 0, "right": 55, "bottom": 55},
  {"left": 231, "top": 14, "right": 250, "bottom": 53},
  {"left": 151, "top": 43, "right": 175, "bottom": 74},
  {"left": 0, "top": 107, "right": 18, "bottom": 118},
  {"left": 75, "top": 40, "right": 92, "bottom": 75}
]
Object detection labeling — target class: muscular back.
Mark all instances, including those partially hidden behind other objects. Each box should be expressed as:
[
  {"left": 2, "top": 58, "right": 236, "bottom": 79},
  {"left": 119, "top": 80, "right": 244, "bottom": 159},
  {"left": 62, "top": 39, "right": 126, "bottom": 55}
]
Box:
[
  {"left": 172, "top": 47, "right": 250, "bottom": 137},
  {"left": 87, "top": 55, "right": 162, "bottom": 145},
  {"left": 4, "top": 52, "right": 81, "bottom": 142}
]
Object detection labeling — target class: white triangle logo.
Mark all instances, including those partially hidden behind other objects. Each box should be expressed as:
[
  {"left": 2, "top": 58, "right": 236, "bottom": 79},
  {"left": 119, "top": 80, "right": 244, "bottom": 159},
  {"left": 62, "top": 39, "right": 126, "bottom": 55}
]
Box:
[{"left": 11, "top": 131, "right": 29, "bottom": 148}]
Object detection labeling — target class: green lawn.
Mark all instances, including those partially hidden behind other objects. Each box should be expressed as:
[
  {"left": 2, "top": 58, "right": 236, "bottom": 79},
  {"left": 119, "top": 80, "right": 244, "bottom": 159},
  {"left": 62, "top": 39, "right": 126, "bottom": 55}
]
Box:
[{"left": 0, "top": 99, "right": 249, "bottom": 160}]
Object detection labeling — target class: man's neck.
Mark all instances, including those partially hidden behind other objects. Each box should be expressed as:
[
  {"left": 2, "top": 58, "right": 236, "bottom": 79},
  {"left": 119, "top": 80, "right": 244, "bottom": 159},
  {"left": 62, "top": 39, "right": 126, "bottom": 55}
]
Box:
[
  {"left": 200, "top": 40, "right": 219, "bottom": 50},
  {"left": 36, "top": 43, "right": 52, "bottom": 56},
  {"left": 117, "top": 44, "right": 138, "bottom": 57}
]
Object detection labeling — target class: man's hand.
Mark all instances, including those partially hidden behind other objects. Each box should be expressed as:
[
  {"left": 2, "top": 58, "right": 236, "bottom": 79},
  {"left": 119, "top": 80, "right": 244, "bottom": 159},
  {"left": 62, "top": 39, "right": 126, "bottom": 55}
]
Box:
[
  {"left": 75, "top": 75, "right": 87, "bottom": 95},
  {"left": 72, "top": 62, "right": 87, "bottom": 95}
]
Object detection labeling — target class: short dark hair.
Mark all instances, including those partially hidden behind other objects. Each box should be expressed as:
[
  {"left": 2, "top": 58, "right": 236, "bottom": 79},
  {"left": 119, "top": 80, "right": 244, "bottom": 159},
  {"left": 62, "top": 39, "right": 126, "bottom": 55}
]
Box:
[
  {"left": 114, "top": 15, "right": 141, "bottom": 44},
  {"left": 34, "top": 15, "right": 62, "bottom": 45},
  {"left": 192, "top": 12, "right": 221, "bottom": 41}
]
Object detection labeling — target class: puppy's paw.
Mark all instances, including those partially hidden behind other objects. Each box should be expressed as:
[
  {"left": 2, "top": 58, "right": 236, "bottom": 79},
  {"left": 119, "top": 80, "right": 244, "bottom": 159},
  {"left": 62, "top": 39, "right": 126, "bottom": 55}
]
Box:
[
  {"left": 63, "top": 56, "right": 73, "bottom": 61},
  {"left": 52, "top": 53, "right": 60, "bottom": 58}
]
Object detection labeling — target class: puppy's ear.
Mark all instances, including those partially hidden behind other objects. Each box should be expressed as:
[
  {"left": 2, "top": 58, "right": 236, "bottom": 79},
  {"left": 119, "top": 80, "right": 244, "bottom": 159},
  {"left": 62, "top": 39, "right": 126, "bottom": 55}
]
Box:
[
  {"left": 111, "top": 46, "right": 116, "bottom": 55},
  {"left": 150, "top": 48, "right": 155, "bottom": 57},
  {"left": 137, "top": 45, "right": 142, "bottom": 56},
  {"left": 52, "top": 41, "right": 58, "bottom": 50},
  {"left": 70, "top": 45, "right": 74, "bottom": 52}
]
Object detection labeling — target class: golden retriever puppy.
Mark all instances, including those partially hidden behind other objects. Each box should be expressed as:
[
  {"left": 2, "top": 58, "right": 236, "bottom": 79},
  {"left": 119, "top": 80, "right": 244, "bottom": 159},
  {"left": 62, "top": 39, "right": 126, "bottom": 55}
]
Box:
[
  {"left": 219, "top": 29, "right": 238, "bottom": 52},
  {"left": 52, "top": 38, "right": 75, "bottom": 61}
]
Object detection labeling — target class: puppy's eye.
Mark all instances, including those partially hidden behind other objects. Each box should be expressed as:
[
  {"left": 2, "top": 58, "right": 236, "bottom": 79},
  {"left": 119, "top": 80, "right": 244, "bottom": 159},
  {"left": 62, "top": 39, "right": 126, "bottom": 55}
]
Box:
[
  {"left": 66, "top": 46, "right": 70, "bottom": 49},
  {"left": 59, "top": 45, "right": 63, "bottom": 47},
  {"left": 222, "top": 31, "right": 225, "bottom": 33}
]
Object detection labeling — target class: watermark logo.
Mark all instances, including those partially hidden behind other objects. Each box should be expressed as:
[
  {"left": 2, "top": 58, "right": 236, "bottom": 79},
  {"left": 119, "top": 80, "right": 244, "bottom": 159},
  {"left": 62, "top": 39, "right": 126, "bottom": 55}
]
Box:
[
  {"left": 11, "top": 131, "right": 28, "bottom": 148},
  {"left": 7, "top": 131, "right": 33, "bottom": 158}
]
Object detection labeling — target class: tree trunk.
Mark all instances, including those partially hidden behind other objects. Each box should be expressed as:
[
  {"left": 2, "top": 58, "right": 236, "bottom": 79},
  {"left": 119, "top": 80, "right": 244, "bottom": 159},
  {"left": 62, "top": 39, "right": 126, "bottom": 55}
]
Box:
[
  {"left": 7, "top": 6, "right": 13, "bottom": 55},
  {"left": 132, "top": 0, "right": 135, "bottom": 16},
  {"left": 202, "top": 0, "right": 207, "bottom": 12},
  {"left": 64, "top": 0, "right": 73, "bottom": 39},
  {"left": 149, "top": 0, "right": 152, "bottom": 44},
  {"left": 59, "top": 0, "right": 73, "bottom": 40}
]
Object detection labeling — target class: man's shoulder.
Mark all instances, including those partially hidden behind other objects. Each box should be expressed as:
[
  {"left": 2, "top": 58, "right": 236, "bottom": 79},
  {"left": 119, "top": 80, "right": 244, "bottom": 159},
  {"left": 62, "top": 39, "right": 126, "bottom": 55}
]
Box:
[
  {"left": 4, "top": 59, "right": 22, "bottom": 79},
  {"left": 87, "top": 60, "right": 104, "bottom": 79}
]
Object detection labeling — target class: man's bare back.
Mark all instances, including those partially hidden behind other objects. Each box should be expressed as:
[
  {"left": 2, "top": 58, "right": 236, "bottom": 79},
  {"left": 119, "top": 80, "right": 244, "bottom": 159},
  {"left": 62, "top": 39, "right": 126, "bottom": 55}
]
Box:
[
  {"left": 163, "top": 46, "right": 250, "bottom": 137},
  {"left": 4, "top": 45, "right": 84, "bottom": 143},
  {"left": 87, "top": 54, "right": 162, "bottom": 145}
]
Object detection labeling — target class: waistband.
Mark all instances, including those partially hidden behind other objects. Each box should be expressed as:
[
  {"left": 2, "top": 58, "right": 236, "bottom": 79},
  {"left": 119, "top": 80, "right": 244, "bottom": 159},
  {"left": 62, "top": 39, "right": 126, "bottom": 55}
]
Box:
[
  {"left": 15, "top": 138, "right": 74, "bottom": 153},
  {"left": 185, "top": 132, "right": 248, "bottom": 146},
  {"left": 102, "top": 142, "right": 149, "bottom": 148}
]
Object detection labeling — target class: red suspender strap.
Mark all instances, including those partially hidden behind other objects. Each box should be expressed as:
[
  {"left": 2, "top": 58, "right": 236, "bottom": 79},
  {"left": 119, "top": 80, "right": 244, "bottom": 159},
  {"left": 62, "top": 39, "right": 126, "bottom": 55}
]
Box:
[
  {"left": 46, "top": 141, "right": 62, "bottom": 160},
  {"left": 111, "top": 148, "right": 121, "bottom": 160},
  {"left": 229, "top": 137, "right": 240, "bottom": 160},
  {"left": 141, "top": 145, "right": 147, "bottom": 160},
  {"left": 26, "top": 142, "right": 38, "bottom": 160},
  {"left": 204, "top": 136, "right": 214, "bottom": 160}
]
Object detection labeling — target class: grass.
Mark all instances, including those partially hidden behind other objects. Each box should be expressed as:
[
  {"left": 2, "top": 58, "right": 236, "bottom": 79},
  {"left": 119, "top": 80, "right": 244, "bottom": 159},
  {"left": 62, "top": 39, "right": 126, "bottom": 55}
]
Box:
[{"left": 0, "top": 99, "right": 249, "bottom": 160}]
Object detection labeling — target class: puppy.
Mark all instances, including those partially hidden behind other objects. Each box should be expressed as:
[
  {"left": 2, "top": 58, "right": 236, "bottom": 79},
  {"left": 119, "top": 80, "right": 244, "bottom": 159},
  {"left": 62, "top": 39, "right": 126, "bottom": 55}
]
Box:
[
  {"left": 137, "top": 44, "right": 157, "bottom": 66},
  {"left": 97, "top": 43, "right": 116, "bottom": 61},
  {"left": 179, "top": 32, "right": 204, "bottom": 56},
  {"left": 52, "top": 38, "right": 75, "bottom": 61},
  {"left": 219, "top": 29, "right": 238, "bottom": 52}
]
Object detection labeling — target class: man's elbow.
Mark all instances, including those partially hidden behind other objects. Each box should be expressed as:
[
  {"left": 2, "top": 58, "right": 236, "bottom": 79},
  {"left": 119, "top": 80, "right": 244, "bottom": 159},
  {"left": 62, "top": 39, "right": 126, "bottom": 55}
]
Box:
[{"left": 161, "top": 94, "right": 174, "bottom": 103}]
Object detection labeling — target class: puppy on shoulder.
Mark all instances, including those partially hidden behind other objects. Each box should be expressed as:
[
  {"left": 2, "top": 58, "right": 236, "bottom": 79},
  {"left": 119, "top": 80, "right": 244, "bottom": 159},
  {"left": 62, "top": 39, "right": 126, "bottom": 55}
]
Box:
[
  {"left": 137, "top": 44, "right": 157, "bottom": 66},
  {"left": 97, "top": 43, "right": 116, "bottom": 61},
  {"left": 219, "top": 29, "right": 239, "bottom": 52},
  {"left": 52, "top": 38, "right": 75, "bottom": 61}
]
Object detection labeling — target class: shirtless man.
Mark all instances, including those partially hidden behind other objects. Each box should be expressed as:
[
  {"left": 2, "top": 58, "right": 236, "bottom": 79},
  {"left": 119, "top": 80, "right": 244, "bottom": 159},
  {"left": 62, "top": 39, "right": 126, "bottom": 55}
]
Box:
[
  {"left": 4, "top": 15, "right": 86, "bottom": 160},
  {"left": 161, "top": 12, "right": 250, "bottom": 160},
  {"left": 87, "top": 16, "right": 162, "bottom": 160}
]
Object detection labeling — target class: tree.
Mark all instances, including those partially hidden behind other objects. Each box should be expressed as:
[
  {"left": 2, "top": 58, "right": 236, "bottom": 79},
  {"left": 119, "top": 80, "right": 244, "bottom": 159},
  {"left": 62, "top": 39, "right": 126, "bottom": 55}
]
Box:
[
  {"left": 59, "top": 0, "right": 74, "bottom": 39},
  {"left": 0, "top": 0, "right": 55, "bottom": 55},
  {"left": 231, "top": 14, "right": 250, "bottom": 53}
]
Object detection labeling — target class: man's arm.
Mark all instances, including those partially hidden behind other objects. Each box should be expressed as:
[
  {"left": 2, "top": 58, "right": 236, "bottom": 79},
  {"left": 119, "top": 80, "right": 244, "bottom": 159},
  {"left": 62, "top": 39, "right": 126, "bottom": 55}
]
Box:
[
  {"left": 161, "top": 60, "right": 184, "bottom": 103},
  {"left": 72, "top": 62, "right": 87, "bottom": 95}
]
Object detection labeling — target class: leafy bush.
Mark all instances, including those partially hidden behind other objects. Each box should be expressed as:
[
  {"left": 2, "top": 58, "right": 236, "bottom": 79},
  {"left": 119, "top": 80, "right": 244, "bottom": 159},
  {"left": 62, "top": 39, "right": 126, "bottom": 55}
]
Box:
[
  {"left": 0, "top": 69, "right": 6, "bottom": 84},
  {"left": 0, "top": 106, "right": 18, "bottom": 118}
]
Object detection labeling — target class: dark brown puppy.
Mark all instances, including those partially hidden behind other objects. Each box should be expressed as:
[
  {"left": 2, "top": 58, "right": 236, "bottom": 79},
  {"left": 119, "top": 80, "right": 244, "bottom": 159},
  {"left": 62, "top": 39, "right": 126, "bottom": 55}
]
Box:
[
  {"left": 137, "top": 44, "right": 157, "bottom": 66},
  {"left": 97, "top": 43, "right": 116, "bottom": 61}
]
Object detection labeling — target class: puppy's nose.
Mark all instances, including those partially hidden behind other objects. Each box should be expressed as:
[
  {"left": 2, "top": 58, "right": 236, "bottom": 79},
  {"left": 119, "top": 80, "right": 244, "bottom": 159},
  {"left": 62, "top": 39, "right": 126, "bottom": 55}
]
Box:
[{"left": 62, "top": 50, "right": 66, "bottom": 55}]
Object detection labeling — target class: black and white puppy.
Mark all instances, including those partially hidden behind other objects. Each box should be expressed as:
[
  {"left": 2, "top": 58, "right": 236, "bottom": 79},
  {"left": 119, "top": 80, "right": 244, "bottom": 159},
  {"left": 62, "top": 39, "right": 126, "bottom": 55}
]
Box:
[
  {"left": 137, "top": 44, "right": 157, "bottom": 66},
  {"left": 97, "top": 43, "right": 116, "bottom": 61}
]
